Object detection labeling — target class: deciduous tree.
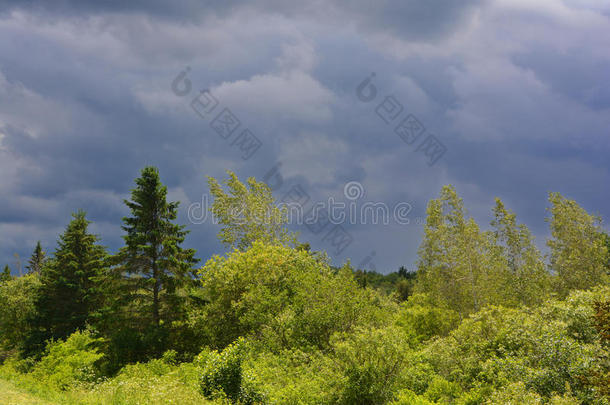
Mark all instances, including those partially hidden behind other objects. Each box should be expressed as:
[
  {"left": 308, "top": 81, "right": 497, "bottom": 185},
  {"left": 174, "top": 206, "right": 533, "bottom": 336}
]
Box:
[
  {"left": 207, "top": 171, "right": 295, "bottom": 250},
  {"left": 491, "top": 198, "right": 549, "bottom": 305},
  {"left": 547, "top": 192, "right": 608, "bottom": 294}
]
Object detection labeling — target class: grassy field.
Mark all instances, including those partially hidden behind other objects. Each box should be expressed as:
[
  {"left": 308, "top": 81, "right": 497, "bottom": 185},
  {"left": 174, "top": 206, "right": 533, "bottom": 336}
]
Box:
[{"left": 0, "top": 379, "right": 57, "bottom": 405}]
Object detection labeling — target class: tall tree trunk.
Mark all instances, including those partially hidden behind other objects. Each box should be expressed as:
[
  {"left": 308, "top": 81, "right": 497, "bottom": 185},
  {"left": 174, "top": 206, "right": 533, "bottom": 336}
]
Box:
[{"left": 152, "top": 257, "right": 160, "bottom": 327}]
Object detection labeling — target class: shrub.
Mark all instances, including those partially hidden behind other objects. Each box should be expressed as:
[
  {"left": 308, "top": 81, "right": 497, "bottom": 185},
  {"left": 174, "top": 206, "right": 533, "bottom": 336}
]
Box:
[
  {"left": 485, "top": 382, "right": 542, "bottom": 404},
  {"left": 397, "top": 293, "right": 460, "bottom": 343},
  {"left": 390, "top": 389, "right": 437, "bottom": 405},
  {"left": 331, "top": 326, "right": 411, "bottom": 404},
  {"left": 31, "top": 330, "right": 104, "bottom": 390},
  {"left": 200, "top": 338, "right": 264, "bottom": 404},
  {"left": 421, "top": 301, "right": 605, "bottom": 403},
  {"left": 244, "top": 349, "right": 339, "bottom": 404},
  {"left": 195, "top": 242, "right": 392, "bottom": 351},
  {"left": 76, "top": 360, "right": 207, "bottom": 404},
  {"left": 424, "top": 376, "right": 461, "bottom": 403},
  {"left": 0, "top": 273, "right": 40, "bottom": 357}
]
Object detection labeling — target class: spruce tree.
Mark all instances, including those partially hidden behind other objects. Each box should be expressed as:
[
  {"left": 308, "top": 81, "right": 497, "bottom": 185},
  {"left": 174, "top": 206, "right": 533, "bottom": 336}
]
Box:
[
  {"left": 26, "top": 241, "right": 46, "bottom": 273},
  {"left": 115, "top": 167, "right": 197, "bottom": 330},
  {"left": 0, "top": 265, "right": 11, "bottom": 283},
  {"left": 25, "top": 211, "right": 107, "bottom": 356}
]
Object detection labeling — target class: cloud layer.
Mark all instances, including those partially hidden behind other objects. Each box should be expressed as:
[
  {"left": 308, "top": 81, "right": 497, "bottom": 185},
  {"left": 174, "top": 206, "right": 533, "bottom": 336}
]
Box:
[{"left": 0, "top": 0, "right": 609, "bottom": 273}]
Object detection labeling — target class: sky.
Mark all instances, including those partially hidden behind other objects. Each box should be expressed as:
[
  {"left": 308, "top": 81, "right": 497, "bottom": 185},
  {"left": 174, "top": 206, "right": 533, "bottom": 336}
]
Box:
[{"left": 0, "top": 0, "right": 609, "bottom": 274}]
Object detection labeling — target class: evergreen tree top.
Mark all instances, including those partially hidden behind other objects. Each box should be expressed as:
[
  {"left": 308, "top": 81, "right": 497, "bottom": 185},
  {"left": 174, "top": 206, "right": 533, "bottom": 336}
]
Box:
[
  {"left": 1, "top": 264, "right": 11, "bottom": 282},
  {"left": 26, "top": 241, "right": 46, "bottom": 274}
]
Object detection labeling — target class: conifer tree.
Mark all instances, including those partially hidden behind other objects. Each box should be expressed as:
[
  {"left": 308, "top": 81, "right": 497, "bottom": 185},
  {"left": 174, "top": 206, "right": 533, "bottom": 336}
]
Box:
[
  {"left": 115, "top": 167, "right": 197, "bottom": 329},
  {"left": 0, "top": 265, "right": 11, "bottom": 283},
  {"left": 26, "top": 241, "right": 46, "bottom": 273},
  {"left": 25, "top": 211, "right": 107, "bottom": 356}
]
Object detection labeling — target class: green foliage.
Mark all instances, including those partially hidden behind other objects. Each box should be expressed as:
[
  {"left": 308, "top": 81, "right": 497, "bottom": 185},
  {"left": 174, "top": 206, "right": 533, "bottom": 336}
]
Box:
[
  {"left": 31, "top": 330, "right": 104, "bottom": 390},
  {"left": 587, "top": 298, "right": 610, "bottom": 398},
  {"left": 390, "top": 389, "right": 437, "bottom": 405},
  {"left": 415, "top": 185, "right": 507, "bottom": 317},
  {"left": 396, "top": 293, "right": 460, "bottom": 343},
  {"left": 200, "top": 338, "right": 263, "bottom": 404},
  {"left": 3, "top": 178, "right": 610, "bottom": 405},
  {"left": 244, "top": 348, "right": 337, "bottom": 404},
  {"left": 484, "top": 382, "right": 543, "bottom": 404},
  {"left": 491, "top": 198, "right": 550, "bottom": 306},
  {"left": 114, "top": 166, "right": 198, "bottom": 327},
  {"left": 0, "top": 265, "right": 11, "bottom": 283},
  {"left": 0, "top": 355, "right": 211, "bottom": 404},
  {"left": 25, "top": 211, "right": 108, "bottom": 357},
  {"left": 330, "top": 326, "right": 411, "bottom": 405},
  {"left": 0, "top": 273, "right": 40, "bottom": 357},
  {"left": 26, "top": 241, "right": 46, "bottom": 274},
  {"left": 195, "top": 242, "right": 391, "bottom": 351},
  {"left": 103, "top": 167, "right": 199, "bottom": 366},
  {"left": 208, "top": 170, "right": 296, "bottom": 250},
  {"left": 424, "top": 376, "right": 461, "bottom": 403},
  {"left": 547, "top": 192, "right": 609, "bottom": 294},
  {"left": 418, "top": 289, "right": 610, "bottom": 403},
  {"left": 354, "top": 266, "right": 416, "bottom": 301}
]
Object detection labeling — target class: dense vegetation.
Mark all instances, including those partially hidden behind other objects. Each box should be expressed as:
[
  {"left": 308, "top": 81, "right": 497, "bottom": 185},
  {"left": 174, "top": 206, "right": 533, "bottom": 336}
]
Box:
[{"left": 0, "top": 167, "right": 609, "bottom": 404}]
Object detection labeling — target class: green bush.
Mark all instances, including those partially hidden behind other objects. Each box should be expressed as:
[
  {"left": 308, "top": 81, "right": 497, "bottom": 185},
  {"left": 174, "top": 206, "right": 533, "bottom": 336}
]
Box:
[
  {"left": 330, "top": 326, "right": 411, "bottom": 404},
  {"left": 243, "top": 348, "right": 339, "bottom": 404},
  {"left": 485, "top": 382, "right": 543, "bottom": 404},
  {"left": 74, "top": 359, "right": 207, "bottom": 404},
  {"left": 194, "top": 242, "right": 393, "bottom": 351},
  {"left": 424, "top": 375, "right": 461, "bottom": 403},
  {"left": 419, "top": 298, "right": 606, "bottom": 403},
  {"left": 200, "top": 338, "right": 264, "bottom": 404},
  {"left": 390, "top": 389, "right": 437, "bottom": 404},
  {"left": 31, "top": 330, "right": 104, "bottom": 390},
  {"left": 0, "top": 273, "right": 40, "bottom": 358},
  {"left": 397, "top": 293, "right": 460, "bottom": 343}
]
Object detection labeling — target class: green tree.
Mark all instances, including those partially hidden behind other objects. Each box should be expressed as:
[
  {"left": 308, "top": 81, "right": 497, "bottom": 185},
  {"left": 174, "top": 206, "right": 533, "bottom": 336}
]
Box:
[
  {"left": 415, "top": 185, "right": 504, "bottom": 317},
  {"left": 115, "top": 167, "right": 197, "bottom": 329},
  {"left": 194, "top": 242, "right": 390, "bottom": 351},
  {"left": 0, "top": 265, "right": 11, "bottom": 283},
  {"left": 0, "top": 273, "right": 40, "bottom": 355},
  {"left": 330, "top": 326, "right": 410, "bottom": 404},
  {"left": 588, "top": 299, "right": 610, "bottom": 398},
  {"left": 26, "top": 241, "right": 46, "bottom": 274},
  {"left": 207, "top": 171, "right": 295, "bottom": 250},
  {"left": 601, "top": 231, "right": 610, "bottom": 274},
  {"left": 25, "top": 211, "right": 107, "bottom": 356},
  {"left": 491, "top": 198, "right": 550, "bottom": 305},
  {"left": 547, "top": 192, "right": 608, "bottom": 294}
]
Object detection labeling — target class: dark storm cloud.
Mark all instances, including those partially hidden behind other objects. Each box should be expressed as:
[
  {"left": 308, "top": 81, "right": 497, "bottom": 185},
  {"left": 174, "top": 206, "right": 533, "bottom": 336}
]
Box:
[
  {"left": 0, "top": 0, "right": 484, "bottom": 41},
  {"left": 0, "top": 0, "right": 609, "bottom": 273}
]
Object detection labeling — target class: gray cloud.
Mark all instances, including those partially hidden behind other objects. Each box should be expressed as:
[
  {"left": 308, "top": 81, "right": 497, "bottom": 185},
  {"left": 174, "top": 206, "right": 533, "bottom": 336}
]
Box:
[{"left": 0, "top": 1, "right": 609, "bottom": 273}]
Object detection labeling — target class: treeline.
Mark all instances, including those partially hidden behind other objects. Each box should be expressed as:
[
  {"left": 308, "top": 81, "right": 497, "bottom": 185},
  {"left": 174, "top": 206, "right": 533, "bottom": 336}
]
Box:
[{"left": 0, "top": 168, "right": 609, "bottom": 404}]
